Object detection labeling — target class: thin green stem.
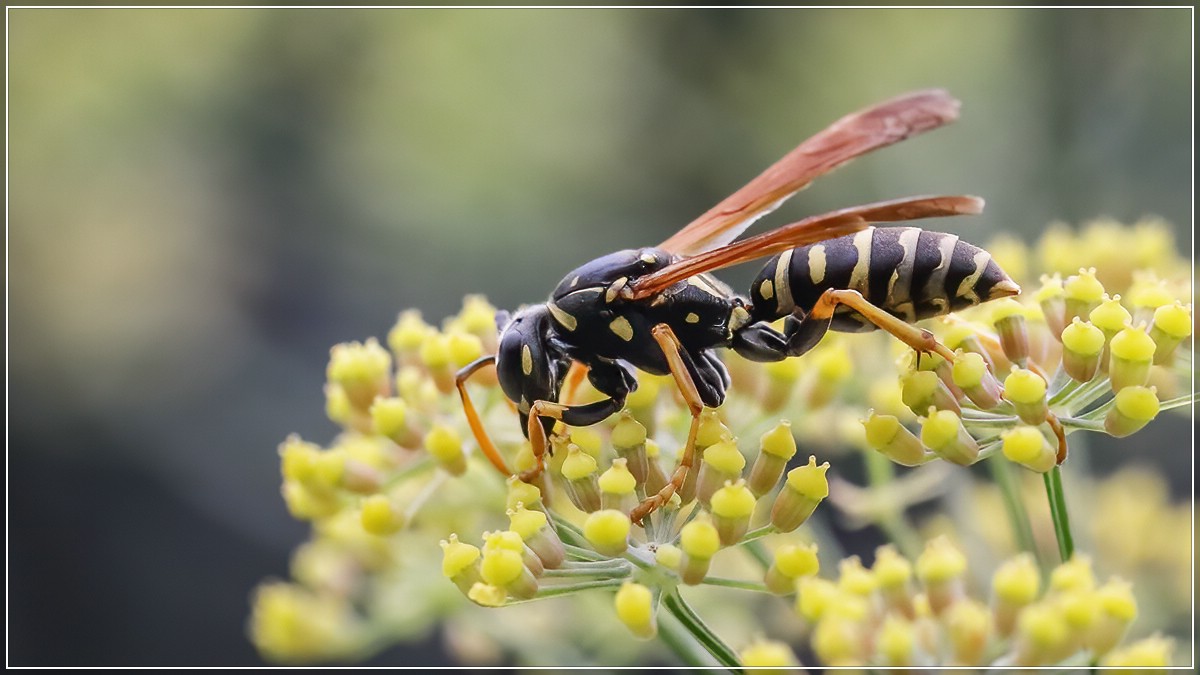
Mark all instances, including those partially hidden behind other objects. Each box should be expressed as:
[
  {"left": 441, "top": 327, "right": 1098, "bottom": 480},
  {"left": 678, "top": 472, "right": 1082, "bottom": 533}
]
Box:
[
  {"left": 736, "top": 524, "right": 776, "bottom": 545},
  {"left": 700, "top": 576, "right": 772, "bottom": 593},
  {"left": 742, "top": 540, "right": 772, "bottom": 570},
  {"left": 661, "top": 590, "right": 742, "bottom": 670},
  {"left": 542, "top": 563, "right": 632, "bottom": 579},
  {"left": 657, "top": 611, "right": 716, "bottom": 668},
  {"left": 987, "top": 454, "right": 1040, "bottom": 562},
  {"left": 1158, "top": 393, "right": 1198, "bottom": 411},
  {"left": 562, "top": 543, "right": 608, "bottom": 562},
  {"left": 519, "top": 578, "right": 626, "bottom": 602},
  {"left": 1043, "top": 466, "right": 1075, "bottom": 562}
]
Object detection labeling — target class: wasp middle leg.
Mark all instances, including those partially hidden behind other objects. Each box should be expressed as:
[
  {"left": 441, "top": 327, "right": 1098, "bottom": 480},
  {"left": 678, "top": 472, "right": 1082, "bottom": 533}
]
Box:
[{"left": 628, "top": 323, "right": 724, "bottom": 525}]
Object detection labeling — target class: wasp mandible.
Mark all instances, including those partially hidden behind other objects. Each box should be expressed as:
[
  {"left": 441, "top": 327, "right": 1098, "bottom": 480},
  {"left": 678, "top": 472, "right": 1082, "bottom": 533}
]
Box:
[{"left": 456, "top": 89, "right": 1020, "bottom": 523}]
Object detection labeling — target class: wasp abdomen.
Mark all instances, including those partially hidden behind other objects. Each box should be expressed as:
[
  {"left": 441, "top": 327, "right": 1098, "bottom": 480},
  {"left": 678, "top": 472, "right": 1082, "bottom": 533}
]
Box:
[{"left": 748, "top": 226, "right": 1017, "bottom": 331}]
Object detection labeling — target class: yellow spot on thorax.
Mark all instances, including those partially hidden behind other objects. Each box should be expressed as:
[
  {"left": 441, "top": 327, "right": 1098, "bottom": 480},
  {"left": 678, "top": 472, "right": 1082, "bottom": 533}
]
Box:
[
  {"left": 685, "top": 312, "right": 700, "bottom": 324},
  {"left": 759, "top": 279, "right": 774, "bottom": 300},
  {"left": 521, "top": 344, "right": 533, "bottom": 375},
  {"left": 609, "top": 316, "right": 634, "bottom": 341}
]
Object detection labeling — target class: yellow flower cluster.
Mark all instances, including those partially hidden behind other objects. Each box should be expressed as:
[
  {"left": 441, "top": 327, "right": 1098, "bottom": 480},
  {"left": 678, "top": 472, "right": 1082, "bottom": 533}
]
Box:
[
  {"left": 789, "top": 539, "right": 1161, "bottom": 667},
  {"left": 252, "top": 219, "right": 1191, "bottom": 667}
]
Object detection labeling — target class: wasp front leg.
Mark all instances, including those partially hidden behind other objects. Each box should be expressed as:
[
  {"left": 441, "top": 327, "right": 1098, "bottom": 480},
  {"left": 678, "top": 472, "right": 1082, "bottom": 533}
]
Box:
[{"left": 520, "top": 359, "right": 633, "bottom": 483}]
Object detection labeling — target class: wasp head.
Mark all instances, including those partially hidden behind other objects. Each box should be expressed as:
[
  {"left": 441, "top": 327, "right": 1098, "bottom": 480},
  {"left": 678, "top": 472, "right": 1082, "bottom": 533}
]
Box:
[{"left": 494, "top": 304, "right": 570, "bottom": 438}]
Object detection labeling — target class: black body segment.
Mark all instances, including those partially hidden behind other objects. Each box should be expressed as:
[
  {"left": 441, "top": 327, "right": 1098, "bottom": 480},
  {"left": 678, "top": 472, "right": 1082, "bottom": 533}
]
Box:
[{"left": 747, "top": 226, "right": 1012, "bottom": 330}]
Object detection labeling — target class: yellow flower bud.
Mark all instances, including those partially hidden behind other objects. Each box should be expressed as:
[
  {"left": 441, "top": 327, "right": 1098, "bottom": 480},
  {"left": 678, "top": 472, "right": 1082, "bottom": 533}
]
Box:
[
  {"left": 614, "top": 582, "right": 656, "bottom": 639},
  {"left": 327, "top": 338, "right": 393, "bottom": 410},
  {"left": 1105, "top": 385, "right": 1159, "bottom": 437},
  {"left": 992, "top": 298, "right": 1031, "bottom": 364},
  {"left": 1099, "top": 634, "right": 1173, "bottom": 669},
  {"left": 583, "top": 509, "right": 630, "bottom": 556},
  {"left": 877, "top": 614, "right": 917, "bottom": 666},
  {"left": 1002, "top": 426, "right": 1056, "bottom": 473},
  {"left": 921, "top": 409, "right": 980, "bottom": 466},
  {"left": 710, "top": 479, "right": 757, "bottom": 545},
  {"left": 562, "top": 444, "right": 601, "bottom": 512},
  {"left": 654, "top": 543, "right": 682, "bottom": 571},
  {"left": 679, "top": 513, "right": 720, "bottom": 584},
  {"left": 1063, "top": 268, "right": 1105, "bottom": 322},
  {"left": 993, "top": 553, "right": 1041, "bottom": 605},
  {"left": 696, "top": 437, "right": 745, "bottom": 506},
  {"left": 387, "top": 310, "right": 434, "bottom": 357},
  {"left": 599, "top": 458, "right": 638, "bottom": 513},
  {"left": 1108, "top": 324, "right": 1156, "bottom": 391},
  {"left": 916, "top": 536, "right": 966, "bottom": 614},
  {"left": 1003, "top": 367, "right": 1049, "bottom": 426},
  {"left": 1149, "top": 301, "right": 1192, "bottom": 363},
  {"left": 837, "top": 556, "right": 877, "bottom": 596},
  {"left": 862, "top": 411, "right": 929, "bottom": 466},
  {"left": 951, "top": 351, "right": 1003, "bottom": 409},
  {"left": 1035, "top": 273, "right": 1068, "bottom": 336},
  {"left": 440, "top": 534, "right": 482, "bottom": 593},
  {"left": 902, "top": 369, "right": 960, "bottom": 417},
  {"left": 507, "top": 504, "right": 564, "bottom": 570},
  {"left": 765, "top": 541, "right": 819, "bottom": 594},
  {"left": 424, "top": 424, "right": 466, "bottom": 475},
  {"left": 1060, "top": 318, "right": 1105, "bottom": 382},
  {"left": 505, "top": 476, "right": 542, "bottom": 511},
  {"left": 1089, "top": 295, "right": 1131, "bottom": 336},
  {"left": 1086, "top": 577, "right": 1137, "bottom": 656},
  {"left": 740, "top": 638, "right": 798, "bottom": 669},
  {"left": 748, "top": 420, "right": 796, "bottom": 496},
  {"left": 1049, "top": 555, "right": 1096, "bottom": 595},
  {"left": 359, "top": 494, "right": 404, "bottom": 535},
  {"left": 1014, "top": 604, "right": 1071, "bottom": 666},
  {"left": 770, "top": 456, "right": 829, "bottom": 531},
  {"left": 467, "top": 582, "right": 508, "bottom": 607},
  {"left": 445, "top": 331, "right": 484, "bottom": 368},
  {"left": 795, "top": 576, "right": 839, "bottom": 622},
  {"left": 611, "top": 411, "right": 648, "bottom": 483},
  {"left": 812, "top": 614, "right": 866, "bottom": 666},
  {"left": 945, "top": 599, "right": 991, "bottom": 666}
]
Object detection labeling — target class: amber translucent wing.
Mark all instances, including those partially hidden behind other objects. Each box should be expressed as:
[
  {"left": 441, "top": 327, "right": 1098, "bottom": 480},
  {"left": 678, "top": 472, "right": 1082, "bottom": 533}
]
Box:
[
  {"left": 658, "top": 89, "right": 962, "bottom": 257},
  {"left": 626, "top": 195, "right": 984, "bottom": 300}
]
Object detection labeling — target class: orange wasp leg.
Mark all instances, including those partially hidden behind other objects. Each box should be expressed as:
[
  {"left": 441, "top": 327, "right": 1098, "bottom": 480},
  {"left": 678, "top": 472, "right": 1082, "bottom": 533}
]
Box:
[
  {"left": 629, "top": 323, "right": 707, "bottom": 526},
  {"left": 455, "top": 356, "right": 513, "bottom": 476},
  {"left": 808, "top": 289, "right": 957, "bottom": 363}
]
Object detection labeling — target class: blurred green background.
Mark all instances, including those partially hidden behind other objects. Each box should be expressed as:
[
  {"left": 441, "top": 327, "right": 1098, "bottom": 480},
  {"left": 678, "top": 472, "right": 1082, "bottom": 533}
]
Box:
[{"left": 8, "top": 7, "right": 1191, "bottom": 666}]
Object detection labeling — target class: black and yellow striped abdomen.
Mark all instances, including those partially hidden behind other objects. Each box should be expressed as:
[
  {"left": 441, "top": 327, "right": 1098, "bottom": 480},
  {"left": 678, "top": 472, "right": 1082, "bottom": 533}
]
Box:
[{"left": 747, "top": 226, "right": 1018, "bottom": 331}]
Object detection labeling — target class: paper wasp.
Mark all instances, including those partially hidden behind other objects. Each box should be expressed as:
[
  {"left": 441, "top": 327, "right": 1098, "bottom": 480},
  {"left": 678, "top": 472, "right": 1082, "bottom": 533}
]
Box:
[{"left": 456, "top": 89, "right": 1020, "bottom": 523}]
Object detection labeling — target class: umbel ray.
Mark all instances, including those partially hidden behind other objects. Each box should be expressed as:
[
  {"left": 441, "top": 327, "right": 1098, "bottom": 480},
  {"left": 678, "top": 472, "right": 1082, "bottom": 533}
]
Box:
[{"left": 455, "top": 89, "right": 1021, "bottom": 524}]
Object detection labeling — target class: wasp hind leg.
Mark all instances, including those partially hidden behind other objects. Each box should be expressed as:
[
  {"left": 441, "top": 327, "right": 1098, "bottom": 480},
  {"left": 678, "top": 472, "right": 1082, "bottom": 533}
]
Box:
[
  {"left": 734, "top": 288, "right": 955, "bottom": 363},
  {"left": 629, "top": 324, "right": 723, "bottom": 526}
]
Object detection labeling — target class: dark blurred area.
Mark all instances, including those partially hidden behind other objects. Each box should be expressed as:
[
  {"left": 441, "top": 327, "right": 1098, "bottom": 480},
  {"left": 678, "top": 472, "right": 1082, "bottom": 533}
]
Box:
[{"left": 8, "top": 8, "right": 1191, "bottom": 666}]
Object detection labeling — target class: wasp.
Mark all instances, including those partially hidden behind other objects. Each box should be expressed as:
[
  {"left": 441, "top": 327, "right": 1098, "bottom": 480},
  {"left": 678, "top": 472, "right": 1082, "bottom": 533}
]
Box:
[{"left": 455, "top": 90, "right": 1020, "bottom": 523}]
